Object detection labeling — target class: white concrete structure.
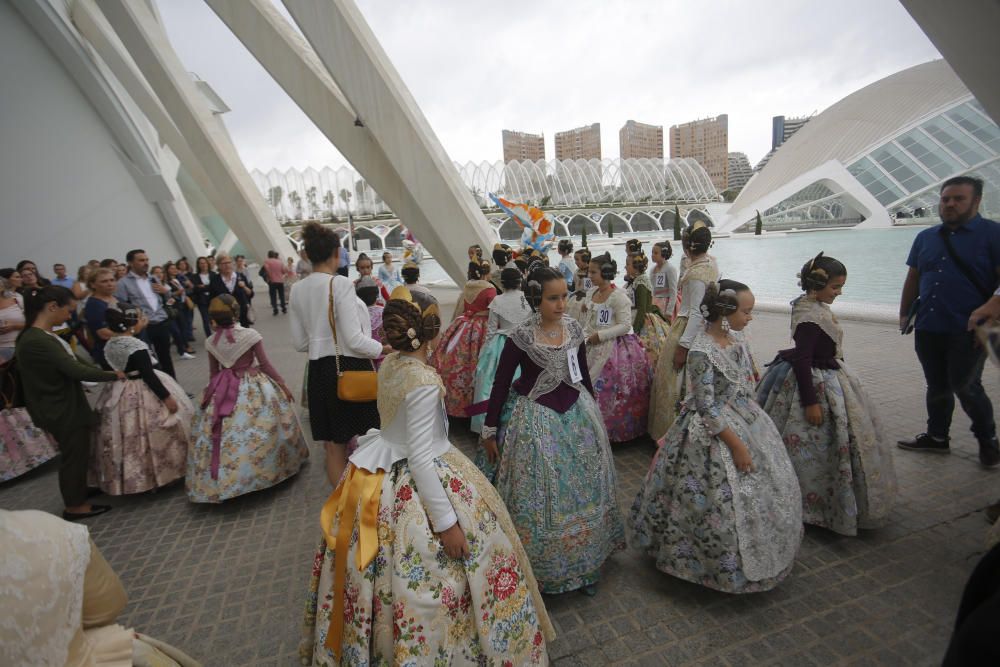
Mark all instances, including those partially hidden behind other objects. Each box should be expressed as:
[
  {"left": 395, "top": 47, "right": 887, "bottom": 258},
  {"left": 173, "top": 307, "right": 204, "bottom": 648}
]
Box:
[
  {"left": 1, "top": 0, "right": 206, "bottom": 269},
  {"left": 720, "top": 60, "right": 1000, "bottom": 233}
]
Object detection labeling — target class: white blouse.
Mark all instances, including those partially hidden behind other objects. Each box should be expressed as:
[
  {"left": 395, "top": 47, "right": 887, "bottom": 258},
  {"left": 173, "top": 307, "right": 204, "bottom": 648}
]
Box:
[{"left": 289, "top": 272, "right": 382, "bottom": 360}]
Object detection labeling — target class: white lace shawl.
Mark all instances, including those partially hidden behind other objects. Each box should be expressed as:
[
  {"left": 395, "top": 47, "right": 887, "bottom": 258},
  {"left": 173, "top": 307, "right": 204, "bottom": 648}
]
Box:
[
  {"left": 486, "top": 290, "right": 532, "bottom": 341},
  {"left": 687, "top": 331, "right": 756, "bottom": 397},
  {"left": 205, "top": 326, "right": 263, "bottom": 369},
  {"left": 103, "top": 335, "right": 150, "bottom": 372},
  {"left": 0, "top": 510, "right": 91, "bottom": 666},
  {"left": 508, "top": 314, "right": 587, "bottom": 401},
  {"left": 789, "top": 295, "right": 843, "bottom": 359}
]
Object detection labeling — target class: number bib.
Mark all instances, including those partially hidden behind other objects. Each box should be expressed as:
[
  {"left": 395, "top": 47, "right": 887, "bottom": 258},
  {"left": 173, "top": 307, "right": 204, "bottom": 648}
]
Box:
[
  {"left": 582, "top": 277, "right": 593, "bottom": 291},
  {"left": 567, "top": 346, "right": 583, "bottom": 383},
  {"left": 654, "top": 272, "right": 667, "bottom": 289},
  {"left": 596, "top": 304, "right": 612, "bottom": 327}
]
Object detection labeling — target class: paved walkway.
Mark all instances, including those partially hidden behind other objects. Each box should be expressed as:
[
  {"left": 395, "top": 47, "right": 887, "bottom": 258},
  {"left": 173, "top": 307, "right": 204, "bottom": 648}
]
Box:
[{"left": 1, "top": 287, "right": 997, "bottom": 666}]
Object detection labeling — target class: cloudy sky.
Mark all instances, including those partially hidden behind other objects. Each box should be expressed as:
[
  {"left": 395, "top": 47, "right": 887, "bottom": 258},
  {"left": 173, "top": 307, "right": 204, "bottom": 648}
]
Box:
[{"left": 157, "top": 0, "right": 942, "bottom": 172}]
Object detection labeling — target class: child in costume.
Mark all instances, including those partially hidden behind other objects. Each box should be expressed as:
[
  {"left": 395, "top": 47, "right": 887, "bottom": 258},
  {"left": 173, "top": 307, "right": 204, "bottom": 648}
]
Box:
[
  {"left": 649, "top": 241, "right": 678, "bottom": 319},
  {"left": 557, "top": 238, "right": 576, "bottom": 290},
  {"left": 566, "top": 248, "right": 592, "bottom": 323},
  {"left": 625, "top": 245, "right": 672, "bottom": 368},
  {"left": 756, "top": 253, "right": 897, "bottom": 535},
  {"left": 355, "top": 277, "right": 385, "bottom": 369},
  {"left": 631, "top": 280, "right": 802, "bottom": 593}
]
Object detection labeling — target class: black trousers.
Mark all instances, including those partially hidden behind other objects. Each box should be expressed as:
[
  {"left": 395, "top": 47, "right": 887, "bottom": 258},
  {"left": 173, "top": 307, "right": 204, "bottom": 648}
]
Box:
[
  {"left": 143, "top": 320, "right": 176, "bottom": 379},
  {"left": 269, "top": 282, "right": 286, "bottom": 313},
  {"left": 196, "top": 302, "right": 212, "bottom": 337},
  {"left": 914, "top": 329, "right": 994, "bottom": 441},
  {"left": 51, "top": 424, "right": 91, "bottom": 507}
]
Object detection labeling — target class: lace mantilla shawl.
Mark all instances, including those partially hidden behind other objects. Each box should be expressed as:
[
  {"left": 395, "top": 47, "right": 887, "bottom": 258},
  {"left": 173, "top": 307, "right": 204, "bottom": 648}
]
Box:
[
  {"left": 489, "top": 290, "right": 531, "bottom": 326},
  {"left": 509, "top": 314, "right": 587, "bottom": 401},
  {"left": 0, "top": 510, "right": 91, "bottom": 666},
  {"left": 205, "top": 325, "right": 262, "bottom": 368},
  {"left": 790, "top": 295, "right": 843, "bottom": 359},
  {"left": 377, "top": 353, "right": 444, "bottom": 426},
  {"left": 687, "top": 331, "right": 756, "bottom": 396},
  {"left": 679, "top": 256, "right": 718, "bottom": 289},
  {"left": 104, "top": 335, "right": 150, "bottom": 372}
]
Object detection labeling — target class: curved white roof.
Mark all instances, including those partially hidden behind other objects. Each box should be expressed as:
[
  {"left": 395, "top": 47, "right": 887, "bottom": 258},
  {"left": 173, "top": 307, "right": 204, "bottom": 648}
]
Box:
[{"left": 733, "top": 60, "right": 971, "bottom": 211}]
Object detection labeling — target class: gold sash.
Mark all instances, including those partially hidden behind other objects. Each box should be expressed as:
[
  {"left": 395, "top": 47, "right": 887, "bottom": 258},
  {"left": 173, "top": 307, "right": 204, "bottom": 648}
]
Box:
[{"left": 319, "top": 465, "right": 385, "bottom": 658}]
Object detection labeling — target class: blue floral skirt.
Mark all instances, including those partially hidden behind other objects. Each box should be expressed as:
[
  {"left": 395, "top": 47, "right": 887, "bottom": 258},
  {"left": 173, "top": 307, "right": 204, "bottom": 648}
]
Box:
[{"left": 469, "top": 334, "right": 521, "bottom": 434}]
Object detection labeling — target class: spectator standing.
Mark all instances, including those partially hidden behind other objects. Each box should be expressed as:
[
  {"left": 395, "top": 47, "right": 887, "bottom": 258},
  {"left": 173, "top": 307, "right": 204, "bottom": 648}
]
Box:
[
  {"left": 337, "top": 241, "right": 350, "bottom": 277},
  {"left": 208, "top": 253, "right": 254, "bottom": 327},
  {"left": 16, "top": 260, "right": 50, "bottom": 288},
  {"left": 174, "top": 258, "right": 197, "bottom": 343},
  {"left": 295, "top": 248, "right": 312, "bottom": 280},
  {"left": 155, "top": 264, "right": 195, "bottom": 360},
  {"left": 113, "top": 249, "right": 176, "bottom": 379},
  {"left": 71, "top": 265, "right": 90, "bottom": 300},
  {"left": 0, "top": 275, "right": 25, "bottom": 364},
  {"left": 15, "top": 287, "right": 122, "bottom": 519},
  {"left": 83, "top": 268, "right": 120, "bottom": 369},
  {"left": 262, "top": 250, "right": 289, "bottom": 315},
  {"left": 189, "top": 256, "right": 214, "bottom": 337},
  {"left": 51, "top": 263, "right": 74, "bottom": 289},
  {"left": 898, "top": 176, "right": 1000, "bottom": 467}
]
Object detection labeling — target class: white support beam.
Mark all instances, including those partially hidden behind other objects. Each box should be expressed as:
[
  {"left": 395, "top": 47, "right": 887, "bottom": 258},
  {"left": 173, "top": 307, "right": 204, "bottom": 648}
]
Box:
[
  {"left": 280, "top": 0, "right": 494, "bottom": 284},
  {"left": 97, "top": 0, "right": 294, "bottom": 262}
]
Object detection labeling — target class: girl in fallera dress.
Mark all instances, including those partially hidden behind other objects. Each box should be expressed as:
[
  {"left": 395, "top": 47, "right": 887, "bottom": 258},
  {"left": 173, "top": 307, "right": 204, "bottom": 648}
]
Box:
[
  {"left": 187, "top": 296, "right": 308, "bottom": 503},
  {"left": 89, "top": 304, "right": 192, "bottom": 495},
  {"left": 648, "top": 223, "right": 720, "bottom": 441},
  {"left": 624, "top": 242, "right": 672, "bottom": 368},
  {"left": 756, "top": 253, "right": 897, "bottom": 535},
  {"left": 581, "top": 252, "right": 652, "bottom": 443},
  {"left": 630, "top": 280, "right": 803, "bottom": 594},
  {"left": 488, "top": 243, "right": 514, "bottom": 292},
  {"left": 649, "top": 241, "right": 678, "bottom": 320},
  {"left": 557, "top": 238, "right": 576, "bottom": 290},
  {"left": 302, "top": 293, "right": 553, "bottom": 665},
  {"left": 355, "top": 277, "right": 386, "bottom": 369},
  {"left": 429, "top": 260, "right": 497, "bottom": 417},
  {"left": 376, "top": 251, "right": 401, "bottom": 291},
  {"left": 469, "top": 268, "right": 533, "bottom": 434},
  {"left": 353, "top": 253, "right": 391, "bottom": 305},
  {"left": 479, "top": 266, "right": 626, "bottom": 595},
  {"left": 566, "top": 248, "right": 592, "bottom": 323}
]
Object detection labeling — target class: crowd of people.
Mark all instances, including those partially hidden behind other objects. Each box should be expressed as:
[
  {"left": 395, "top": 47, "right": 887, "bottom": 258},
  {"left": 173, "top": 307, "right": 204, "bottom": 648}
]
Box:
[{"left": 2, "top": 175, "right": 998, "bottom": 663}]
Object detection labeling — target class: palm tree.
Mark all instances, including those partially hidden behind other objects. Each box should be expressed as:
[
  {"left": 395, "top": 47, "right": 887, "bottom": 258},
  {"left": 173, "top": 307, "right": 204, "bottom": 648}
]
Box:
[
  {"left": 267, "top": 185, "right": 283, "bottom": 219},
  {"left": 306, "top": 186, "right": 319, "bottom": 220},
  {"left": 673, "top": 205, "right": 682, "bottom": 241},
  {"left": 323, "top": 190, "right": 335, "bottom": 219},
  {"left": 288, "top": 190, "right": 303, "bottom": 221},
  {"left": 339, "top": 188, "right": 354, "bottom": 250}
]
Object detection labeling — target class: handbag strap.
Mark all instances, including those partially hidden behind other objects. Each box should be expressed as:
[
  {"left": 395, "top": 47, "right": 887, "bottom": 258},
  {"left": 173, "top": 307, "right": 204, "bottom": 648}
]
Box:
[
  {"left": 939, "top": 227, "right": 995, "bottom": 301},
  {"left": 327, "top": 276, "right": 376, "bottom": 377}
]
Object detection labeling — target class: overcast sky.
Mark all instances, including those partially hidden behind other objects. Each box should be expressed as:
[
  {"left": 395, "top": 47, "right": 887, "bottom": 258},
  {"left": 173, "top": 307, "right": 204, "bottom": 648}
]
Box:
[{"left": 157, "top": 0, "right": 942, "bottom": 172}]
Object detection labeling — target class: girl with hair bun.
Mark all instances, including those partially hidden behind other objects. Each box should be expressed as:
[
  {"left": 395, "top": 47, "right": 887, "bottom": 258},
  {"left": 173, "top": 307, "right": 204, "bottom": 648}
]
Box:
[
  {"left": 479, "top": 266, "right": 625, "bottom": 595},
  {"left": 567, "top": 248, "right": 594, "bottom": 323},
  {"left": 756, "top": 253, "right": 896, "bottom": 535},
  {"left": 648, "top": 222, "right": 720, "bottom": 440},
  {"left": 90, "top": 303, "right": 193, "bottom": 495},
  {"left": 581, "top": 252, "right": 652, "bottom": 443},
  {"left": 429, "top": 260, "right": 497, "bottom": 417},
  {"left": 303, "top": 289, "right": 553, "bottom": 664},
  {"left": 649, "top": 241, "right": 678, "bottom": 318},
  {"left": 188, "top": 295, "right": 308, "bottom": 503},
  {"left": 468, "top": 267, "right": 533, "bottom": 434},
  {"left": 557, "top": 238, "right": 576, "bottom": 290},
  {"left": 631, "top": 279, "right": 803, "bottom": 594},
  {"left": 625, "top": 248, "right": 672, "bottom": 368}
]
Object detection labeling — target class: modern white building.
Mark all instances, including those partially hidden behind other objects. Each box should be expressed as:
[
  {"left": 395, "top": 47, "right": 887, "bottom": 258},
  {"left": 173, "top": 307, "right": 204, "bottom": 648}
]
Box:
[{"left": 720, "top": 60, "right": 1000, "bottom": 233}]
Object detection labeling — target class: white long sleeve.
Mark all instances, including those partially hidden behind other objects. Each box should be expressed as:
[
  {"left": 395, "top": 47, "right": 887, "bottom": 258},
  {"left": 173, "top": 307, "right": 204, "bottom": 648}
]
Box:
[
  {"left": 664, "top": 264, "right": 679, "bottom": 314},
  {"left": 287, "top": 273, "right": 382, "bottom": 360},
  {"left": 596, "top": 289, "right": 634, "bottom": 342},
  {"left": 289, "top": 290, "right": 309, "bottom": 353},
  {"left": 679, "top": 279, "right": 708, "bottom": 348},
  {"left": 405, "top": 386, "right": 458, "bottom": 533}
]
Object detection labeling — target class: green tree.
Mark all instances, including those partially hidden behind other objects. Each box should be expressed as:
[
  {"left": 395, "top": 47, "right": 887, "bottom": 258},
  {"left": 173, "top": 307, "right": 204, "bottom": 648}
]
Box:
[
  {"left": 755, "top": 210, "right": 764, "bottom": 236},
  {"left": 267, "top": 185, "right": 283, "bottom": 214},
  {"left": 323, "top": 190, "right": 335, "bottom": 218},
  {"left": 581, "top": 223, "right": 588, "bottom": 249},
  {"left": 673, "top": 205, "right": 682, "bottom": 241},
  {"left": 306, "top": 186, "right": 319, "bottom": 220}
]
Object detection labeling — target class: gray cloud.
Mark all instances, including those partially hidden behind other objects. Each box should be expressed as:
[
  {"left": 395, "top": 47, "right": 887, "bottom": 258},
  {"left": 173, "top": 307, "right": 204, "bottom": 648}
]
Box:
[{"left": 156, "top": 0, "right": 941, "bottom": 172}]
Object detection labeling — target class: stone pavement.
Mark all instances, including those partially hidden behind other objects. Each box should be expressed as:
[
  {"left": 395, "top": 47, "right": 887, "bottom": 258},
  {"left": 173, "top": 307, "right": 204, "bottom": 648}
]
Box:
[{"left": 1, "top": 287, "right": 997, "bottom": 666}]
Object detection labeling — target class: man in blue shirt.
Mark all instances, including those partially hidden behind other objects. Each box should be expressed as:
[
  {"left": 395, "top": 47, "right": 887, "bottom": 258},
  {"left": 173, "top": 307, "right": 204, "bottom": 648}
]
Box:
[
  {"left": 50, "top": 264, "right": 75, "bottom": 289},
  {"left": 898, "top": 176, "right": 1000, "bottom": 466},
  {"left": 114, "top": 249, "right": 176, "bottom": 379}
]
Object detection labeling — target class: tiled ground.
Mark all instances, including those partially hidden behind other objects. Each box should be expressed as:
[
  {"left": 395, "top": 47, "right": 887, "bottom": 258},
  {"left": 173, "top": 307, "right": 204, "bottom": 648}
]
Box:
[{"left": 2, "top": 286, "right": 997, "bottom": 666}]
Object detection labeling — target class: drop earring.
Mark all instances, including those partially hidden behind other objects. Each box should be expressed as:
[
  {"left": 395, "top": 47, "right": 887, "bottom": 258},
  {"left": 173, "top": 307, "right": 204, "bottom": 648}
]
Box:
[{"left": 721, "top": 317, "right": 731, "bottom": 333}]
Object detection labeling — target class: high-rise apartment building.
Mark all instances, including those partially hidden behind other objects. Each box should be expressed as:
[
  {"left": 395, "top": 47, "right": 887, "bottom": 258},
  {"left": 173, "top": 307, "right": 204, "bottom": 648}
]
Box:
[
  {"left": 669, "top": 114, "right": 729, "bottom": 191},
  {"left": 502, "top": 130, "right": 545, "bottom": 163},
  {"left": 554, "top": 123, "right": 601, "bottom": 160},
  {"left": 727, "top": 152, "right": 753, "bottom": 190},
  {"left": 756, "top": 115, "right": 812, "bottom": 171},
  {"left": 619, "top": 120, "right": 663, "bottom": 159}
]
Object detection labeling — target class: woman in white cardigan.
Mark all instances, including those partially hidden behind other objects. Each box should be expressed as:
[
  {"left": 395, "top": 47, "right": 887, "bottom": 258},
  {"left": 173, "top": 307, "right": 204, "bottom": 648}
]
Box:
[{"left": 289, "top": 223, "right": 390, "bottom": 484}]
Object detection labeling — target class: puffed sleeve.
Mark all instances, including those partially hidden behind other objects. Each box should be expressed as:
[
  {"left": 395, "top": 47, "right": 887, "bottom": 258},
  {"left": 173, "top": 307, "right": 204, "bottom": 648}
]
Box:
[
  {"left": 596, "top": 290, "right": 633, "bottom": 342},
  {"left": 688, "top": 350, "right": 727, "bottom": 436},
  {"left": 679, "top": 279, "right": 708, "bottom": 348},
  {"left": 404, "top": 385, "right": 458, "bottom": 532}
]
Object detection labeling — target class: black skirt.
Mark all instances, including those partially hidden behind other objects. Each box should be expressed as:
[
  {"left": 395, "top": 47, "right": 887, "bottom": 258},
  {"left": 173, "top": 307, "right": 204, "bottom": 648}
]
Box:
[{"left": 307, "top": 355, "right": 379, "bottom": 443}]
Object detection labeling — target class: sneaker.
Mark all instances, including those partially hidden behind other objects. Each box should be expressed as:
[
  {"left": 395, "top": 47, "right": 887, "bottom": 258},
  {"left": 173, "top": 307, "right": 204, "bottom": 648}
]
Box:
[
  {"left": 179, "top": 352, "right": 196, "bottom": 360},
  {"left": 897, "top": 433, "right": 950, "bottom": 453},
  {"left": 979, "top": 437, "right": 1000, "bottom": 468},
  {"left": 273, "top": 310, "right": 279, "bottom": 316}
]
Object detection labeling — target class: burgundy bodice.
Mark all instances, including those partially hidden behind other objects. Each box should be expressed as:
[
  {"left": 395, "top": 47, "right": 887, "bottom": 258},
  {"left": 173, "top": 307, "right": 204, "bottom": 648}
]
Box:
[{"left": 778, "top": 322, "right": 840, "bottom": 407}]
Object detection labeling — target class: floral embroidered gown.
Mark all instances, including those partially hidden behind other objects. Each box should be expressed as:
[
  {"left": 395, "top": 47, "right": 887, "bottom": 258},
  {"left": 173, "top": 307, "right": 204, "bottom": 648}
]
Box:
[
  {"left": 582, "top": 286, "right": 651, "bottom": 442},
  {"left": 478, "top": 316, "right": 626, "bottom": 594},
  {"left": 468, "top": 288, "right": 533, "bottom": 434},
  {"left": 630, "top": 332, "right": 803, "bottom": 594},
  {"left": 756, "top": 296, "right": 897, "bottom": 535},
  {"left": 301, "top": 353, "right": 554, "bottom": 665},
  {"left": 89, "top": 336, "right": 192, "bottom": 495},
  {"left": 648, "top": 257, "right": 719, "bottom": 441},
  {"left": 626, "top": 272, "right": 672, "bottom": 368},
  {"left": 187, "top": 325, "right": 308, "bottom": 503},
  {"left": 429, "top": 280, "right": 497, "bottom": 417}
]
